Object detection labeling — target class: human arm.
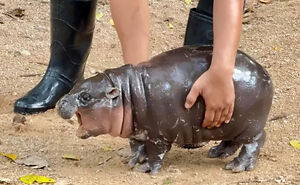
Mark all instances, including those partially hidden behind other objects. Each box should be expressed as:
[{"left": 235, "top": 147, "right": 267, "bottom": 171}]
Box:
[
  {"left": 185, "top": 0, "right": 244, "bottom": 128},
  {"left": 110, "top": 0, "right": 150, "bottom": 65}
]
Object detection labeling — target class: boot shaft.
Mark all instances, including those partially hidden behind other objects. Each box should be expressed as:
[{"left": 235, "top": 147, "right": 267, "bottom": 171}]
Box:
[
  {"left": 48, "top": 0, "right": 97, "bottom": 86},
  {"left": 184, "top": 0, "right": 214, "bottom": 46}
]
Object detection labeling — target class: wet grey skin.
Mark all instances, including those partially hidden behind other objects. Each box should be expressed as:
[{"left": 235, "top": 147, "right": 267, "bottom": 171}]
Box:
[{"left": 57, "top": 46, "right": 274, "bottom": 175}]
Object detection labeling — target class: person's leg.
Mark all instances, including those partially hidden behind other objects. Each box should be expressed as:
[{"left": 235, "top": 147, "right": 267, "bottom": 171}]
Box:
[
  {"left": 184, "top": 0, "right": 246, "bottom": 46},
  {"left": 110, "top": 0, "right": 150, "bottom": 65},
  {"left": 184, "top": 0, "right": 214, "bottom": 46},
  {"left": 14, "top": 0, "right": 97, "bottom": 114}
]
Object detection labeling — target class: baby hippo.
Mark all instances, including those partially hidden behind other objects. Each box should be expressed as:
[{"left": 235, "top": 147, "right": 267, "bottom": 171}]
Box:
[{"left": 57, "top": 46, "right": 273, "bottom": 175}]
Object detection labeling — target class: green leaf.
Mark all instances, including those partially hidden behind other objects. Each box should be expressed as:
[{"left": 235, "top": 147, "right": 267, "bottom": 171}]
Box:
[
  {"left": 0, "top": 151, "right": 18, "bottom": 161},
  {"left": 96, "top": 12, "right": 104, "bottom": 21},
  {"left": 168, "top": 23, "right": 174, "bottom": 29},
  {"left": 19, "top": 175, "right": 37, "bottom": 185},
  {"left": 20, "top": 175, "right": 55, "bottom": 184},
  {"left": 102, "top": 146, "right": 113, "bottom": 152},
  {"left": 185, "top": 0, "right": 192, "bottom": 5},
  {"left": 164, "top": 178, "right": 172, "bottom": 184},
  {"left": 290, "top": 140, "right": 300, "bottom": 150},
  {"left": 36, "top": 176, "right": 55, "bottom": 183}
]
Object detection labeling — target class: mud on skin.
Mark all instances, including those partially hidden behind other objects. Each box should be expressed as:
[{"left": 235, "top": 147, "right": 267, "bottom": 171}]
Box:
[{"left": 57, "top": 46, "right": 273, "bottom": 175}]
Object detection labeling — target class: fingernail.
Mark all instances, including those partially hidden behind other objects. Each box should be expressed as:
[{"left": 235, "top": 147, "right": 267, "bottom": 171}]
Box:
[
  {"left": 225, "top": 120, "right": 230, "bottom": 123},
  {"left": 185, "top": 103, "right": 191, "bottom": 109}
]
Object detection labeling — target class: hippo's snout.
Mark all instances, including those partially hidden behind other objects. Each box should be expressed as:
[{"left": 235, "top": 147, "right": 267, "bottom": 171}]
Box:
[
  {"left": 57, "top": 95, "right": 78, "bottom": 119},
  {"left": 76, "top": 129, "right": 91, "bottom": 139}
]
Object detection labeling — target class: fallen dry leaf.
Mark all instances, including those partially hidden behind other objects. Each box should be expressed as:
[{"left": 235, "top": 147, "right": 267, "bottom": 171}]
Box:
[
  {"left": 15, "top": 155, "right": 48, "bottom": 169},
  {"left": 98, "top": 156, "right": 112, "bottom": 165},
  {"left": 62, "top": 154, "right": 80, "bottom": 161},
  {"left": 0, "top": 177, "right": 11, "bottom": 184},
  {"left": 259, "top": 0, "right": 272, "bottom": 4},
  {"left": 6, "top": 8, "right": 25, "bottom": 18},
  {"left": 116, "top": 148, "right": 131, "bottom": 158},
  {"left": 109, "top": 19, "right": 115, "bottom": 26},
  {"left": 13, "top": 114, "right": 26, "bottom": 124}
]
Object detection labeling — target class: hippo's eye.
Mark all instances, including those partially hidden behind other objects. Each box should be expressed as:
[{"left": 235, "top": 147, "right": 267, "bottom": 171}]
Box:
[{"left": 78, "top": 92, "right": 92, "bottom": 105}]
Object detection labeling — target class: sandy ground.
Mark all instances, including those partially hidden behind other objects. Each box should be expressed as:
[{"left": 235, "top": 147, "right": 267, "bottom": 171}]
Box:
[{"left": 0, "top": 0, "right": 299, "bottom": 184}]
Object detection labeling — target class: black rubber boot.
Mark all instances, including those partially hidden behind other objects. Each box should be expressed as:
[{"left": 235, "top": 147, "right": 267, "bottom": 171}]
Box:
[
  {"left": 184, "top": 0, "right": 214, "bottom": 46},
  {"left": 14, "top": 0, "right": 97, "bottom": 114}
]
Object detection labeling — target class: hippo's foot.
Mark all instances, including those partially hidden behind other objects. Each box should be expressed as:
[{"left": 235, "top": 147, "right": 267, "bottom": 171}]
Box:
[
  {"left": 131, "top": 138, "right": 171, "bottom": 175},
  {"left": 225, "top": 152, "right": 258, "bottom": 172},
  {"left": 128, "top": 139, "right": 147, "bottom": 168},
  {"left": 207, "top": 141, "right": 241, "bottom": 158},
  {"left": 225, "top": 131, "right": 266, "bottom": 172},
  {"left": 133, "top": 161, "right": 162, "bottom": 175}
]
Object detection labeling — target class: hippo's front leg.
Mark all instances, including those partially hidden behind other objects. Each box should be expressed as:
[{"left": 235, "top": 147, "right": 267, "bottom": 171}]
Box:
[
  {"left": 128, "top": 139, "right": 147, "bottom": 168},
  {"left": 134, "top": 138, "right": 171, "bottom": 175}
]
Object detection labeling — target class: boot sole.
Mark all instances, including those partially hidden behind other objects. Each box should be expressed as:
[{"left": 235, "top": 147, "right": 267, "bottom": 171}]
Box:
[{"left": 14, "top": 106, "right": 55, "bottom": 115}]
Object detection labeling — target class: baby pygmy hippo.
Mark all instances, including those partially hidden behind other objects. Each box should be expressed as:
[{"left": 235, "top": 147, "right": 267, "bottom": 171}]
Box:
[{"left": 58, "top": 46, "right": 273, "bottom": 175}]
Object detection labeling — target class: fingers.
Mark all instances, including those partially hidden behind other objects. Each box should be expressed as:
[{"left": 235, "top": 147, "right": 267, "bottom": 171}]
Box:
[
  {"left": 202, "top": 108, "right": 215, "bottom": 128},
  {"left": 203, "top": 103, "right": 234, "bottom": 129},
  {"left": 213, "top": 109, "right": 222, "bottom": 126},
  {"left": 225, "top": 103, "right": 234, "bottom": 123},
  {"left": 218, "top": 108, "right": 229, "bottom": 126},
  {"left": 185, "top": 83, "right": 201, "bottom": 109}
]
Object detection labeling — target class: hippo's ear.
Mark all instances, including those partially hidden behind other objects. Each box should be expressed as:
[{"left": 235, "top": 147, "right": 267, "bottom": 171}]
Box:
[{"left": 105, "top": 87, "right": 120, "bottom": 99}]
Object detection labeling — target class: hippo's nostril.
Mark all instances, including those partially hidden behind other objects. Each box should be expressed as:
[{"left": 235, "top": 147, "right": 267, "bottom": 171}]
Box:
[{"left": 59, "top": 99, "right": 68, "bottom": 106}]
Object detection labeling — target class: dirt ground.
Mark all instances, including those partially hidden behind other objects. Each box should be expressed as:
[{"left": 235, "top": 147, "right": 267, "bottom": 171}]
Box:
[{"left": 0, "top": 0, "right": 299, "bottom": 184}]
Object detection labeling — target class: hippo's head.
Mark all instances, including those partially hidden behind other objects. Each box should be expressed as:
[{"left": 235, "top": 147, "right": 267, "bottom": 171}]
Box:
[{"left": 57, "top": 73, "right": 126, "bottom": 139}]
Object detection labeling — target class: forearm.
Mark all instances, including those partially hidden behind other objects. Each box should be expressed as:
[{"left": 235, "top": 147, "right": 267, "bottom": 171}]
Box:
[
  {"left": 110, "top": 0, "right": 150, "bottom": 65},
  {"left": 211, "top": 0, "right": 244, "bottom": 75}
]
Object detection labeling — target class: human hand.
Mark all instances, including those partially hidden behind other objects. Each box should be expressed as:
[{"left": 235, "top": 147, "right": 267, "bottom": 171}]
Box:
[{"left": 184, "top": 68, "right": 235, "bottom": 128}]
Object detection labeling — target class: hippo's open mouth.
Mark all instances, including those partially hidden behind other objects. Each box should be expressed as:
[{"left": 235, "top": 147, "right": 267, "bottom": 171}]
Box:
[{"left": 76, "top": 112, "right": 82, "bottom": 125}]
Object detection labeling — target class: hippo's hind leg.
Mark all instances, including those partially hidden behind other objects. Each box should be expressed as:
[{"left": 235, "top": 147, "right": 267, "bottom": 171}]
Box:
[
  {"left": 128, "top": 139, "right": 147, "bottom": 168},
  {"left": 225, "top": 130, "right": 266, "bottom": 172},
  {"left": 207, "top": 141, "right": 242, "bottom": 158}
]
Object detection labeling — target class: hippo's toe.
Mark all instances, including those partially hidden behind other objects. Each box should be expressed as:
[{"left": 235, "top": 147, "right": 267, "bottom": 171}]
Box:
[
  {"left": 131, "top": 161, "right": 162, "bottom": 175},
  {"left": 225, "top": 156, "right": 257, "bottom": 172},
  {"left": 133, "top": 162, "right": 151, "bottom": 173},
  {"left": 207, "top": 141, "right": 241, "bottom": 159}
]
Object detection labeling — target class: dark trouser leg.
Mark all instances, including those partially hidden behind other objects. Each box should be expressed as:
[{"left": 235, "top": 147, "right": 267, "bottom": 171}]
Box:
[
  {"left": 184, "top": 0, "right": 246, "bottom": 46},
  {"left": 14, "top": 0, "right": 97, "bottom": 115},
  {"left": 183, "top": 0, "right": 214, "bottom": 46}
]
